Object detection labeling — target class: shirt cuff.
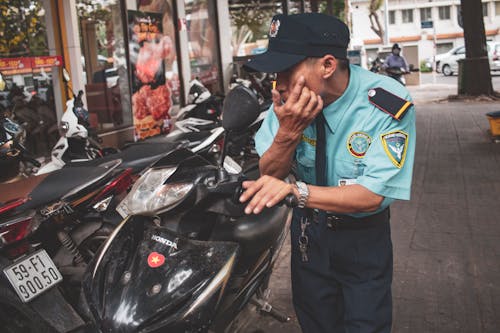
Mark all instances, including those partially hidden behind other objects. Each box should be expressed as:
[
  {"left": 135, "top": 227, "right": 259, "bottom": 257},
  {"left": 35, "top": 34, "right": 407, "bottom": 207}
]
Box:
[{"left": 357, "top": 177, "right": 411, "bottom": 201}]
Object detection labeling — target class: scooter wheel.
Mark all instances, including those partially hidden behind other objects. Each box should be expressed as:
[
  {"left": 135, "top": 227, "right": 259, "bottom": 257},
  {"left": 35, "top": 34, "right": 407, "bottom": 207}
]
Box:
[{"left": 0, "top": 284, "right": 56, "bottom": 333}]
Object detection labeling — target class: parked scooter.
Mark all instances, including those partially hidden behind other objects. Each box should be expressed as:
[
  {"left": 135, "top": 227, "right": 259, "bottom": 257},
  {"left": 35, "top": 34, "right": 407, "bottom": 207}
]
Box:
[
  {"left": 0, "top": 159, "right": 135, "bottom": 332},
  {"left": 384, "top": 66, "right": 410, "bottom": 86},
  {"left": 36, "top": 69, "right": 115, "bottom": 175},
  {"left": 173, "top": 79, "right": 224, "bottom": 122},
  {"left": 81, "top": 84, "right": 296, "bottom": 332}
]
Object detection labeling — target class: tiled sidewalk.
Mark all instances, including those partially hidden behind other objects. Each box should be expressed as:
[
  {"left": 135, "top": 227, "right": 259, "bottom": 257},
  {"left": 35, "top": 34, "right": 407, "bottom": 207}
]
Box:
[{"left": 239, "top": 98, "right": 500, "bottom": 333}]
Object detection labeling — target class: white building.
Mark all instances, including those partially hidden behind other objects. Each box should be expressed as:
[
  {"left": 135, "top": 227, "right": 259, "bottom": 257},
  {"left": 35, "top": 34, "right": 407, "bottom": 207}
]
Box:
[{"left": 350, "top": 0, "right": 500, "bottom": 68}]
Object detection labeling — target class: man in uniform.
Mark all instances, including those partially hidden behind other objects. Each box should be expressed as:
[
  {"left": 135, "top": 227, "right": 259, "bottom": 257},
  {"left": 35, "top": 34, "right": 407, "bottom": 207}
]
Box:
[{"left": 239, "top": 13, "right": 416, "bottom": 333}]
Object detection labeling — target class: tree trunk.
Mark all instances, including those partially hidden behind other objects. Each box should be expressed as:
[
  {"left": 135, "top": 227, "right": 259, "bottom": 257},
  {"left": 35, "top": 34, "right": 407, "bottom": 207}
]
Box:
[{"left": 458, "top": 0, "right": 493, "bottom": 95}]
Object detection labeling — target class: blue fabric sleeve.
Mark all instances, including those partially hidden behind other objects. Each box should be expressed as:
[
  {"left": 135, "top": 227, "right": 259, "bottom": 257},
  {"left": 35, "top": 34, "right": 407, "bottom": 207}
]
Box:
[
  {"left": 356, "top": 104, "right": 416, "bottom": 201},
  {"left": 254, "top": 105, "right": 279, "bottom": 157}
]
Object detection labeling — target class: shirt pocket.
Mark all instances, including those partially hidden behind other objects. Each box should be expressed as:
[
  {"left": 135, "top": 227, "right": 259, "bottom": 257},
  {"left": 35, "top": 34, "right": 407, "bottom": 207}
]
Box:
[
  {"left": 295, "top": 143, "right": 316, "bottom": 182},
  {"left": 334, "top": 157, "right": 366, "bottom": 180}
]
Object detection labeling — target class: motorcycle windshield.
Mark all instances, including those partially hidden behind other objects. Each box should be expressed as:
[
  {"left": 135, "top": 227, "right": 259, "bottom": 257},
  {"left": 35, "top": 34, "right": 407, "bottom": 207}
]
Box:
[{"left": 83, "top": 215, "right": 239, "bottom": 333}]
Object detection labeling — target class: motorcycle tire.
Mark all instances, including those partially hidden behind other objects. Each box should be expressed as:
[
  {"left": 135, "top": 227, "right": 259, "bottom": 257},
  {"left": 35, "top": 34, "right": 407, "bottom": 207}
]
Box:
[{"left": 0, "top": 284, "right": 56, "bottom": 333}]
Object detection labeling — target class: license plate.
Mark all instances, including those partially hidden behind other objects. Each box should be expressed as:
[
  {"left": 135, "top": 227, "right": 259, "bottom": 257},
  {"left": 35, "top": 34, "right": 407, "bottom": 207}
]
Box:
[{"left": 3, "top": 249, "right": 63, "bottom": 303}]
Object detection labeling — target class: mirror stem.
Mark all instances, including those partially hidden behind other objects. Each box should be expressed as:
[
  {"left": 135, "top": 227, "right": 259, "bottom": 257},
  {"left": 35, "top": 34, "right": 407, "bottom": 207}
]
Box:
[{"left": 217, "top": 131, "right": 230, "bottom": 182}]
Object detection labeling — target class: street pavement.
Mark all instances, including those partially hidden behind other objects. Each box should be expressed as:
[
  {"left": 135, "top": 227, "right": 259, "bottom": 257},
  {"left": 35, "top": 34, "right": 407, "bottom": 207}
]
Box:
[{"left": 236, "top": 78, "right": 500, "bottom": 332}]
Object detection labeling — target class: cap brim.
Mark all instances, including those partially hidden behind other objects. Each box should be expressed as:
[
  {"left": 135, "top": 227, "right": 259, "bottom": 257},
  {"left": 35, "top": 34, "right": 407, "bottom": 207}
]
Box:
[{"left": 243, "top": 50, "right": 306, "bottom": 73}]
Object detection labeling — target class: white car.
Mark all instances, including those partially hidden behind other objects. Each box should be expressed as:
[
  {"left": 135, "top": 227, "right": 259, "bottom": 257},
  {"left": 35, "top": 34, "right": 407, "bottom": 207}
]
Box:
[{"left": 435, "top": 41, "right": 500, "bottom": 76}]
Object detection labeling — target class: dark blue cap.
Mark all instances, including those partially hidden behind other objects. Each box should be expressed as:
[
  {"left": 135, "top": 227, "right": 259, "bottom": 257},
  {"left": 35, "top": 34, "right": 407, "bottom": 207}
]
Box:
[{"left": 244, "top": 13, "right": 350, "bottom": 73}]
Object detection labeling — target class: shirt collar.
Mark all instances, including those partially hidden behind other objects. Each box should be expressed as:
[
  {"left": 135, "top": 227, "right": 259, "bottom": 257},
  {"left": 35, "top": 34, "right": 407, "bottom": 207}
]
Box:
[{"left": 321, "top": 64, "right": 360, "bottom": 133}]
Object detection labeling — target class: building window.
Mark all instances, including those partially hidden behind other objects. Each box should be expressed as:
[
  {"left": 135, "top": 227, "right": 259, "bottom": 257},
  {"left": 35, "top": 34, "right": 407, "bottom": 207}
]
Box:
[
  {"left": 496, "top": 1, "right": 500, "bottom": 16},
  {"left": 420, "top": 7, "right": 432, "bottom": 22},
  {"left": 438, "top": 6, "right": 450, "bottom": 20},
  {"left": 0, "top": 0, "right": 58, "bottom": 157},
  {"left": 483, "top": 2, "right": 489, "bottom": 16},
  {"left": 389, "top": 10, "right": 396, "bottom": 24},
  {"left": 402, "top": 9, "right": 413, "bottom": 23}
]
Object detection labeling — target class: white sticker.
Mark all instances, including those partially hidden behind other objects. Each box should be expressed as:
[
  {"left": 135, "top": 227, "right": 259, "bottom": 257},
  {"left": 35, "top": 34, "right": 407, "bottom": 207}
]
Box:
[{"left": 338, "top": 179, "right": 357, "bottom": 187}]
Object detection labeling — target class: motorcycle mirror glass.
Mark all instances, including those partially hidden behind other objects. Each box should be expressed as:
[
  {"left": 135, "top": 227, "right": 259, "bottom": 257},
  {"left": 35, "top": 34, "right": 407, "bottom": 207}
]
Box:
[
  {"left": 0, "top": 72, "right": 5, "bottom": 91},
  {"left": 62, "top": 68, "right": 71, "bottom": 83},
  {"left": 221, "top": 84, "right": 260, "bottom": 132}
]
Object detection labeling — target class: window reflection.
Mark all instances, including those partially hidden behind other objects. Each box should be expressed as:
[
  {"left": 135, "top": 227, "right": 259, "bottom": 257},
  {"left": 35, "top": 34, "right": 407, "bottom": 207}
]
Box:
[
  {"left": 77, "top": 0, "right": 132, "bottom": 132},
  {"left": 186, "top": 0, "right": 221, "bottom": 94}
]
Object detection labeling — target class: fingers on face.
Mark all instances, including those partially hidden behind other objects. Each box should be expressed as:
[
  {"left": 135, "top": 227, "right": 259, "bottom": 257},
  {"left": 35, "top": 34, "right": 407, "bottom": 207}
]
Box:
[
  {"left": 288, "top": 75, "right": 305, "bottom": 103},
  {"left": 271, "top": 89, "right": 283, "bottom": 107}
]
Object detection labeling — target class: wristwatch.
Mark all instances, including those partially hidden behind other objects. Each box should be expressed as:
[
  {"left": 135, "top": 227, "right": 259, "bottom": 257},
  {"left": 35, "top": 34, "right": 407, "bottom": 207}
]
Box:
[{"left": 295, "top": 181, "right": 309, "bottom": 208}]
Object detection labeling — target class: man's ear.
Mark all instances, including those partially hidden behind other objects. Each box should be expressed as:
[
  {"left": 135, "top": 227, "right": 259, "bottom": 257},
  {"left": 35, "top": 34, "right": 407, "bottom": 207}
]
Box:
[{"left": 321, "top": 55, "right": 337, "bottom": 79}]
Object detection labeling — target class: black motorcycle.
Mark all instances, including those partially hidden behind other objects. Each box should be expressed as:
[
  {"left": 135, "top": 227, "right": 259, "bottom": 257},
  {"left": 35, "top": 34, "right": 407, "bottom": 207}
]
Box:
[{"left": 80, "top": 85, "right": 295, "bottom": 332}]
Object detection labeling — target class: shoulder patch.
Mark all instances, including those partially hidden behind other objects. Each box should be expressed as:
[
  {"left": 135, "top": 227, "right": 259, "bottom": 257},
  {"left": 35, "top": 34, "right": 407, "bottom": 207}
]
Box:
[{"left": 368, "top": 87, "right": 413, "bottom": 121}]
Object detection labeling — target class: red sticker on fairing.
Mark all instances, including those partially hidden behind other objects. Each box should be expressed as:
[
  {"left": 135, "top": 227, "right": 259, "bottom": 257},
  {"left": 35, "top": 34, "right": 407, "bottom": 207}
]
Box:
[{"left": 147, "top": 252, "right": 165, "bottom": 268}]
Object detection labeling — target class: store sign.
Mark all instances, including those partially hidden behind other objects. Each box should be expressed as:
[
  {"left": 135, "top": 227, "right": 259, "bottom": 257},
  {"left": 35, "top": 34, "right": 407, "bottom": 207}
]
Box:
[
  {"left": 0, "top": 56, "right": 63, "bottom": 71},
  {"left": 32, "top": 56, "right": 63, "bottom": 68},
  {"left": 0, "top": 58, "right": 31, "bottom": 70}
]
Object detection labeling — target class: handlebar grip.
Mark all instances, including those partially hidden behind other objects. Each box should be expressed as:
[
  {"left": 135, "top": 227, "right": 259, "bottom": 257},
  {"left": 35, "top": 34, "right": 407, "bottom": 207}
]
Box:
[
  {"left": 283, "top": 194, "right": 298, "bottom": 207},
  {"left": 24, "top": 156, "right": 41, "bottom": 167}
]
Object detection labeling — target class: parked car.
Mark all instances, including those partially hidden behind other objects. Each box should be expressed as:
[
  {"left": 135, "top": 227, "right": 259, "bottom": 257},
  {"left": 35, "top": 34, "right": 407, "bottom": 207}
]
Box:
[{"left": 433, "top": 41, "right": 500, "bottom": 76}]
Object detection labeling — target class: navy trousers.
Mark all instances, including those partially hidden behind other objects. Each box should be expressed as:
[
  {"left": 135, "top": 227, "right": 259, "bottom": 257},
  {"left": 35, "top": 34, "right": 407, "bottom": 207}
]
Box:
[{"left": 290, "top": 208, "right": 393, "bottom": 333}]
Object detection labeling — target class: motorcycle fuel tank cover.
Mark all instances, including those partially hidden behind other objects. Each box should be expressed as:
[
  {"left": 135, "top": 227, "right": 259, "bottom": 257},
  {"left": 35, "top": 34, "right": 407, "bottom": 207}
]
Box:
[{"left": 83, "top": 215, "right": 239, "bottom": 333}]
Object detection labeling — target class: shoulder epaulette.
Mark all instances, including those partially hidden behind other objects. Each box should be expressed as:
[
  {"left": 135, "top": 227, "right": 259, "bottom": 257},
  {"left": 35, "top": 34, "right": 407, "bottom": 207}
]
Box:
[{"left": 368, "top": 87, "right": 413, "bottom": 121}]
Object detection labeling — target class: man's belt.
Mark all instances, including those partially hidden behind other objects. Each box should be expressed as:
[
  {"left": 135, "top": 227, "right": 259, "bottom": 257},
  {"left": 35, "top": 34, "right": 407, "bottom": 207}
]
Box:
[{"left": 304, "top": 207, "right": 390, "bottom": 231}]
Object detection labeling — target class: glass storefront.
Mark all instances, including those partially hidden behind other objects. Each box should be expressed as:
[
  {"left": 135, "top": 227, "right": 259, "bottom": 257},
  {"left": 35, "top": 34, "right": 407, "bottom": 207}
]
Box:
[
  {"left": 0, "top": 0, "right": 59, "bottom": 157},
  {"left": 185, "top": 0, "right": 222, "bottom": 94},
  {"left": 77, "top": 0, "right": 133, "bottom": 133}
]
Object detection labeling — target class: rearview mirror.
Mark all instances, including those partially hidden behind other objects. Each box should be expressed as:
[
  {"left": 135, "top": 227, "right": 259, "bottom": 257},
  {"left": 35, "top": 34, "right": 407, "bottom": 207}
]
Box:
[
  {"left": 62, "top": 68, "right": 71, "bottom": 83},
  {"left": 0, "top": 72, "right": 5, "bottom": 91},
  {"left": 221, "top": 84, "right": 260, "bottom": 132}
]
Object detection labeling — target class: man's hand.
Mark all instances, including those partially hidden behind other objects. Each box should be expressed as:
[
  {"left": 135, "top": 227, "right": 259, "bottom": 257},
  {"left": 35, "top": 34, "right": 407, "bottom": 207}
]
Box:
[
  {"left": 273, "top": 76, "right": 323, "bottom": 141},
  {"left": 239, "top": 175, "right": 297, "bottom": 214}
]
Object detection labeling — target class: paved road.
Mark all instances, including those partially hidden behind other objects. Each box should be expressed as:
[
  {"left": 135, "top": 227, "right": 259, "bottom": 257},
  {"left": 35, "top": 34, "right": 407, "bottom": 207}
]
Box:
[
  {"left": 420, "top": 72, "right": 500, "bottom": 90},
  {"left": 237, "top": 92, "right": 500, "bottom": 332}
]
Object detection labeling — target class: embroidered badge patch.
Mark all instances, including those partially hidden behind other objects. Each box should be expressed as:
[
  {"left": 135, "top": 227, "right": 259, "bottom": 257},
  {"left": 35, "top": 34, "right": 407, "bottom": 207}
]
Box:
[
  {"left": 147, "top": 252, "right": 165, "bottom": 268},
  {"left": 381, "top": 131, "right": 408, "bottom": 168},
  {"left": 269, "top": 19, "right": 280, "bottom": 37},
  {"left": 347, "top": 132, "right": 372, "bottom": 158}
]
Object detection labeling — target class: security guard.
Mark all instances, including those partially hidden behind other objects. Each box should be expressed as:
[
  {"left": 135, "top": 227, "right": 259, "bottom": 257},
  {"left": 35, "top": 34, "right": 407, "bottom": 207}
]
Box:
[{"left": 239, "top": 13, "right": 416, "bottom": 333}]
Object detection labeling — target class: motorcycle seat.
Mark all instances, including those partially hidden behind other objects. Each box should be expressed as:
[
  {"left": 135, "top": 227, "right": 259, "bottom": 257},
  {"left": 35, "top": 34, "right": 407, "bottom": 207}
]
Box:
[
  {"left": 8, "top": 166, "right": 112, "bottom": 211},
  {"left": 0, "top": 173, "right": 49, "bottom": 205},
  {"left": 211, "top": 205, "right": 289, "bottom": 261},
  {"left": 145, "top": 130, "right": 215, "bottom": 145},
  {"left": 67, "top": 142, "right": 179, "bottom": 173}
]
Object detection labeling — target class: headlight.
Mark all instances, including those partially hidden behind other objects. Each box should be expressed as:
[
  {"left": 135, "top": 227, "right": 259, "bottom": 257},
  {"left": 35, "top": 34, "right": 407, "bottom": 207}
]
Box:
[
  {"left": 59, "top": 121, "right": 69, "bottom": 136},
  {"left": 116, "top": 167, "right": 193, "bottom": 216}
]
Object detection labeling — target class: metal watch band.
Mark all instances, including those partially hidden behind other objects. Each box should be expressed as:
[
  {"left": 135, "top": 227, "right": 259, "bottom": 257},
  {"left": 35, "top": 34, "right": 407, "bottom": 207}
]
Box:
[{"left": 295, "top": 181, "right": 309, "bottom": 208}]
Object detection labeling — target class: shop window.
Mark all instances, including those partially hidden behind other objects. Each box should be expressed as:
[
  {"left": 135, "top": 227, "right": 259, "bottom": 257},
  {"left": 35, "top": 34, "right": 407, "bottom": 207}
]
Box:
[
  {"left": 0, "top": 0, "right": 59, "bottom": 157},
  {"left": 402, "top": 9, "right": 413, "bottom": 23},
  {"left": 77, "top": 0, "right": 133, "bottom": 133},
  {"left": 185, "top": 0, "right": 222, "bottom": 95}
]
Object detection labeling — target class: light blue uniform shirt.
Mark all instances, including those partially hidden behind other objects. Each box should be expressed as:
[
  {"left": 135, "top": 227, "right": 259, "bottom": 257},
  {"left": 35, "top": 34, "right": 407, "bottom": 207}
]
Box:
[{"left": 254, "top": 65, "right": 416, "bottom": 217}]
